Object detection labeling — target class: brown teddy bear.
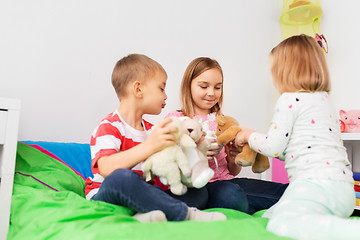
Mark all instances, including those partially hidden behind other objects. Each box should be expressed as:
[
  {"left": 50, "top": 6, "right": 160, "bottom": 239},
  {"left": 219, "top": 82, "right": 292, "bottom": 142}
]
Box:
[{"left": 215, "top": 115, "right": 270, "bottom": 173}]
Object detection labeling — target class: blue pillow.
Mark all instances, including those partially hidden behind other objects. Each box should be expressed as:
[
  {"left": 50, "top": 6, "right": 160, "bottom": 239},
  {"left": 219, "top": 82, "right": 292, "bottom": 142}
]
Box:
[{"left": 21, "top": 141, "right": 93, "bottom": 179}]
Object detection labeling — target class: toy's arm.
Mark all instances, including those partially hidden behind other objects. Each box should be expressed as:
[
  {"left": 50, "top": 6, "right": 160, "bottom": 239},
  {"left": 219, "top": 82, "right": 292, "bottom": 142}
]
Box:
[
  {"left": 197, "top": 137, "right": 211, "bottom": 155},
  {"left": 175, "top": 150, "right": 191, "bottom": 178},
  {"left": 217, "top": 126, "right": 242, "bottom": 145},
  {"left": 180, "top": 134, "right": 197, "bottom": 148}
]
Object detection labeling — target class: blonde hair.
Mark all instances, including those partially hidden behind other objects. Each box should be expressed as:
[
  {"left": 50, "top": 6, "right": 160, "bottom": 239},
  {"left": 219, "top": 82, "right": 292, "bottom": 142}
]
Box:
[
  {"left": 111, "top": 54, "right": 167, "bottom": 99},
  {"left": 180, "top": 57, "right": 223, "bottom": 118},
  {"left": 270, "top": 34, "right": 330, "bottom": 93}
]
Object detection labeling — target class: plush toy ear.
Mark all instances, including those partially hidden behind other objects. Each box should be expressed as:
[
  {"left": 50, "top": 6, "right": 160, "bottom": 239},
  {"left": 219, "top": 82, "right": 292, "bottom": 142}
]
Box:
[
  {"left": 216, "top": 116, "right": 226, "bottom": 126},
  {"left": 169, "top": 117, "right": 184, "bottom": 140},
  {"left": 178, "top": 116, "right": 189, "bottom": 122},
  {"left": 180, "top": 134, "right": 197, "bottom": 148},
  {"left": 339, "top": 110, "right": 346, "bottom": 119},
  {"left": 193, "top": 116, "right": 203, "bottom": 124},
  {"left": 170, "top": 116, "right": 181, "bottom": 125}
]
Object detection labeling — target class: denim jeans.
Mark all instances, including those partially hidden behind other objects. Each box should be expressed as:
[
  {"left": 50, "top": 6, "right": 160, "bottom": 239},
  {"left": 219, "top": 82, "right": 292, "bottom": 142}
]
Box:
[
  {"left": 91, "top": 168, "right": 188, "bottom": 221},
  {"left": 167, "top": 178, "right": 288, "bottom": 214},
  {"left": 226, "top": 178, "right": 288, "bottom": 214}
]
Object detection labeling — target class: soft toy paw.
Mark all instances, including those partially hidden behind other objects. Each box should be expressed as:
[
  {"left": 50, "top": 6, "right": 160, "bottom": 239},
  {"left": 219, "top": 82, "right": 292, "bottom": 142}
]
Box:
[
  {"left": 215, "top": 115, "right": 270, "bottom": 173},
  {"left": 180, "top": 117, "right": 214, "bottom": 188},
  {"left": 142, "top": 117, "right": 196, "bottom": 195}
]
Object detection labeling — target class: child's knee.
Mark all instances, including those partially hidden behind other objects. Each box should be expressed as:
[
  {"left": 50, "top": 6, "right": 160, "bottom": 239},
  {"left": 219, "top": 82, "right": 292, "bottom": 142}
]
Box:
[
  {"left": 213, "top": 182, "right": 246, "bottom": 199},
  {"left": 106, "top": 168, "right": 141, "bottom": 187},
  {"left": 111, "top": 168, "right": 137, "bottom": 177},
  {"left": 207, "top": 182, "right": 248, "bottom": 211}
]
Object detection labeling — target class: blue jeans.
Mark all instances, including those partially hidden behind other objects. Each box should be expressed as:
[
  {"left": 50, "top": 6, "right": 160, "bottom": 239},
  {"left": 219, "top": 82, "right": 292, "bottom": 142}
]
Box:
[
  {"left": 167, "top": 178, "right": 288, "bottom": 214},
  {"left": 224, "top": 178, "right": 288, "bottom": 214},
  {"left": 91, "top": 168, "right": 188, "bottom": 221}
]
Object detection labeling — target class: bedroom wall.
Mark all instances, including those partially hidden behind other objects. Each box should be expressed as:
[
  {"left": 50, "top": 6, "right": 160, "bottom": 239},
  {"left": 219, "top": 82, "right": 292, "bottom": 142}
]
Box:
[
  {"left": 0, "top": 0, "right": 282, "bottom": 143},
  {"left": 1, "top": 1, "right": 360, "bottom": 179},
  {"left": 320, "top": 1, "right": 360, "bottom": 111}
]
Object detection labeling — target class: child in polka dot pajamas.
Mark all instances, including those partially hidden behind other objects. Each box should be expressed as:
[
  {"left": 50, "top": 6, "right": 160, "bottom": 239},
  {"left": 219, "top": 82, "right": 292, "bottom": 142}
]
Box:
[{"left": 235, "top": 34, "right": 360, "bottom": 240}]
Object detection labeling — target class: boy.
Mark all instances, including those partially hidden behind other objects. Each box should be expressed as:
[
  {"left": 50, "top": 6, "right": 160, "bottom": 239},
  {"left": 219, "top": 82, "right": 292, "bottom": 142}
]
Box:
[{"left": 85, "top": 54, "right": 226, "bottom": 222}]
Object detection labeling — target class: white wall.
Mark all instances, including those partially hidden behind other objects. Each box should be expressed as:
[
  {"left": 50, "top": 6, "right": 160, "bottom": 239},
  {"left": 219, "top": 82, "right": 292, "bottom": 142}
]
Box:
[
  {"left": 321, "top": 0, "right": 360, "bottom": 111},
  {"left": 1, "top": 1, "right": 359, "bottom": 178},
  {"left": 0, "top": 0, "right": 281, "bottom": 144}
]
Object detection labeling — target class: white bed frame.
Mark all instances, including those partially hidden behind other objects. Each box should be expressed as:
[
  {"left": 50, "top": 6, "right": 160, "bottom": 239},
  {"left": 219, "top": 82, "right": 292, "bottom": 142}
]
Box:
[{"left": 0, "top": 97, "right": 21, "bottom": 240}]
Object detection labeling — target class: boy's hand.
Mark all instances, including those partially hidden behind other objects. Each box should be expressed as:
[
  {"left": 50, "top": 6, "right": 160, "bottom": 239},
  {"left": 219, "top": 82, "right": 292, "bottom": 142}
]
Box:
[
  {"left": 234, "top": 128, "right": 255, "bottom": 148},
  {"left": 145, "top": 118, "right": 178, "bottom": 154}
]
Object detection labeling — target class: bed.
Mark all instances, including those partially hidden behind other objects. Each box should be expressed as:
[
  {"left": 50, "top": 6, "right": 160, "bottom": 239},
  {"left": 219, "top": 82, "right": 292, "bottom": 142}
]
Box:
[{"left": 8, "top": 141, "right": 292, "bottom": 240}]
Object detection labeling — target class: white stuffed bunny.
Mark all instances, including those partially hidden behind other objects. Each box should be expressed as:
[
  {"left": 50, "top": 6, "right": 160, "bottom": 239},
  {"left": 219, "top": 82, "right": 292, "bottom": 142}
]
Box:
[
  {"left": 180, "top": 117, "right": 214, "bottom": 189},
  {"left": 141, "top": 117, "right": 196, "bottom": 195}
]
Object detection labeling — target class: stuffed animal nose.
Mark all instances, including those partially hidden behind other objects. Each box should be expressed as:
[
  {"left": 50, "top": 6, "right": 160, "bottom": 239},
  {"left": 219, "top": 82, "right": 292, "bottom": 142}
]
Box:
[{"left": 188, "top": 128, "right": 193, "bottom": 133}]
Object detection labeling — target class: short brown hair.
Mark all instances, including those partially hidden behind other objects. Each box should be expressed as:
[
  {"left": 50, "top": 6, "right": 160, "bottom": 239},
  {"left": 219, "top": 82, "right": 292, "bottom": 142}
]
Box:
[
  {"left": 270, "top": 34, "right": 330, "bottom": 93},
  {"left": 111, "top": 54, "right": 167, "bottom": 99},
  {"left": 180, "top": 57, "right": 223, "bottom": 118}
]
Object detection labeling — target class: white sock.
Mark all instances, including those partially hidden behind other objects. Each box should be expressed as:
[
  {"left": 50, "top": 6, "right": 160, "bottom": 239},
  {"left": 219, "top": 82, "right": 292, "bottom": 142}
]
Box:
[
  {"left": 186, "top": 207, "right": 227, "bottom": 221},
  {"left": 133, "top": 210, "right": 167, "bottom": 223}
]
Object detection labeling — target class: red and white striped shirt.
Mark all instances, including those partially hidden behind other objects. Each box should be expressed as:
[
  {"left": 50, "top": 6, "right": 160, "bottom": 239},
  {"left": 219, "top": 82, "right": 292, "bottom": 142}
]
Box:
[{"left": 85, "top": 110, "right": 154, "bottom": 199}]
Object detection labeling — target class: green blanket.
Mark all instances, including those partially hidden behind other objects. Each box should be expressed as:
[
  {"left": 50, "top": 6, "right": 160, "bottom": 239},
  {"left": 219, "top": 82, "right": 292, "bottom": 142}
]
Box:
[{"left": 8, "top": 143, "right": 291, "bottom": 240}]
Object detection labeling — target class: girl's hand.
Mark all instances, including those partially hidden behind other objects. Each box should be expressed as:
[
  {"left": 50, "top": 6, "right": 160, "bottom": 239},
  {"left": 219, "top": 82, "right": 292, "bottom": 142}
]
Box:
[
  {"left": 234, "top": 128, "right": 254, "bottom": 148},
  {"left": 145, "top": 118, "right": 177, "bottom": 154},
  {"left": 225, "top": 142, "right": 240, "bottom": 164},
  {"left": 225, "top": 142, "right": 242, "bottom": 175},
  {"left": 206, "top": 138, "right": 222, "bottom": 161}
]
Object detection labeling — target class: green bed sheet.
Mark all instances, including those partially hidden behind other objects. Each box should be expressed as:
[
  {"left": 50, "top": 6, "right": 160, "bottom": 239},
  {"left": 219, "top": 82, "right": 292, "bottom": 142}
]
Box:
[{"left": 8, "top": 143, "right": 291, "bottom": 240}]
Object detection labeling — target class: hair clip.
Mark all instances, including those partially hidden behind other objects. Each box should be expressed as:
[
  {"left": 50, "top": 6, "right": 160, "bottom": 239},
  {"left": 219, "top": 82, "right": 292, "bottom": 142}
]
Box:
[{"left": 315, "top": 33, "right": 328, "bottom": 53}]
